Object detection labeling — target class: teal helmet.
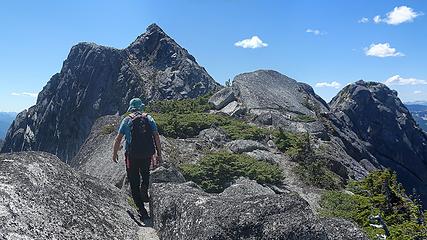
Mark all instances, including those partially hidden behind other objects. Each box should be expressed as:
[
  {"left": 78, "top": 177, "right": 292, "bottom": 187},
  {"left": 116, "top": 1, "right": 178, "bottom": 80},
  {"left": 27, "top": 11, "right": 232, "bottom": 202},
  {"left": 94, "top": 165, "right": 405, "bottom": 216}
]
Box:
[{"left": 127, "top": 98, "right": 145, "bottom": 112}]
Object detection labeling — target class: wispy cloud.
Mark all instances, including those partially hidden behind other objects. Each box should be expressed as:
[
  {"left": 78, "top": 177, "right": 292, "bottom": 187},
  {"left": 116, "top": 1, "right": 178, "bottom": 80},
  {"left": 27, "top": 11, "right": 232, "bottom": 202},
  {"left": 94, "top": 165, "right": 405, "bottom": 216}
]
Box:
[
  {"left": 364, "top": 43, "right": 404, "bottom": 57},
  {"left": 373, "top": 15, "right": 382, "bottom": 24},
  {"left": 234, "top": 36, "right": 268, "bottom": 49},
  {"left": 306, "top": 29, "right": 326, "bottom": 36},
  {"left": 11, "top": 92, "right": 38, "bottom": 97},
  {"left": 358, "top": 17, "right": 369, "bottom": 23},
  {"left": 315, "top": 81, "right": 341, "bottom": 89},
  {"left": 373, "top": 6, "right": 422, "bottom": 25},
  {"left": 414, "top": 90, "right": 423, "bottom": 94},
  {"left": 385, "top": 75, "right": 427, "bottom": 86}
]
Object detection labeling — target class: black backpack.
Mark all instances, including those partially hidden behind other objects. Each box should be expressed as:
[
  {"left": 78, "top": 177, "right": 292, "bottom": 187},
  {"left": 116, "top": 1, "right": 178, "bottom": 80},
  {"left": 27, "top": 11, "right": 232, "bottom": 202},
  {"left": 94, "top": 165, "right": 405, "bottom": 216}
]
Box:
[{"left": 128, "top": 112, "right": 156, "bottom": 159}]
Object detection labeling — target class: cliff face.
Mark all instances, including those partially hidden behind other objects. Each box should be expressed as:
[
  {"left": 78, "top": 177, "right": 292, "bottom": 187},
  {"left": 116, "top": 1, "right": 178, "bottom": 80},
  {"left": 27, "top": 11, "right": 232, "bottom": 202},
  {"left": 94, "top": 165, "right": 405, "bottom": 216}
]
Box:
[
  {"left": 1, "top": 24, "right": 220, "bottom": 162},
  {"left": 330, "top": 80, "right": 427, "bottom": 199}
]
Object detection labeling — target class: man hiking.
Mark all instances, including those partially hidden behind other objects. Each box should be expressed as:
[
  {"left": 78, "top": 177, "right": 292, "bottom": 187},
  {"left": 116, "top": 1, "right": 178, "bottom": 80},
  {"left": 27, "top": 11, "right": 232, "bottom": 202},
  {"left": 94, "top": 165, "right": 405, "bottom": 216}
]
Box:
[{"left": 112, "top": 98, "right": 162, "bottom": 219}]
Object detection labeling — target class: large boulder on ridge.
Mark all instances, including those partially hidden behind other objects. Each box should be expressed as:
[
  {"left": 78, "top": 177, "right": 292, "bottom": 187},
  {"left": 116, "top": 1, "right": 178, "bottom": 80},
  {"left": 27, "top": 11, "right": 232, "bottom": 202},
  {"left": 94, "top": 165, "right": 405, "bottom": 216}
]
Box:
[
  {"left": 150, "top": 177, "right": 368, "bottom": 239},
  {"left": 0, "top": 151, "right": 138, "bottom": 240}
]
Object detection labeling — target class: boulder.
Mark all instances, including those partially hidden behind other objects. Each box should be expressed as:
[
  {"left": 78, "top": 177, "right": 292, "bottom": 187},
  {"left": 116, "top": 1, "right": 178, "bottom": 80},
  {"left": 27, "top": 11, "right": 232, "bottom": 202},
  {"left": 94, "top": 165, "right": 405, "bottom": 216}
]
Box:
[
  {"left": 208, "top": 87, "right": 236, "bottom": 110},
  {"left": 226, "top": 139, "right": 268, "bottom": 154},
  {"left": 232, "top": 70, "right": 328, "bottom": 134},
  {"left": 321, "top": 218, "right": 369, "bottom": 240},
  {"left": 245, "top": 149, "right": 285, "bottom": 164},
  {"left": 150, "top": 165, "right": 186, "bottom": 184},
  {"left": 198, "top": 127, "right": 228, "bottom": 147},
  {"left": 0, "top": 151, "right": 138, "bottom": 240},
  {"left": 219, "top": 100, "right": 246, "bottom": 116},
  {"left": 150, "top": 177, "right": 368, "bottom": 239}
]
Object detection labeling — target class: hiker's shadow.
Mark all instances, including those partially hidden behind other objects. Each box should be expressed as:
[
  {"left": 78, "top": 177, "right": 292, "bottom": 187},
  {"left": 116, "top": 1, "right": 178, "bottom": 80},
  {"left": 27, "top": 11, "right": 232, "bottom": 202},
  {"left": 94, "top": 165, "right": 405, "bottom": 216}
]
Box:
[{"left": 126, "top": 210, "right": 154, "bottom": 227}]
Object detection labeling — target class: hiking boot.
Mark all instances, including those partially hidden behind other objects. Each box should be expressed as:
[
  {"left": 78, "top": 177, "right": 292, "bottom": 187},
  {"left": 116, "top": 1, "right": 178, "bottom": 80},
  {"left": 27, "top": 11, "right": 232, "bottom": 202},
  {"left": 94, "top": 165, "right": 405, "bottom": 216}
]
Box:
[
  {"left": 138, "top": 207, "right": 150, "bottom": 220},
  {"left": 141, "top": 185, "right": 150, "bottom": 203}
]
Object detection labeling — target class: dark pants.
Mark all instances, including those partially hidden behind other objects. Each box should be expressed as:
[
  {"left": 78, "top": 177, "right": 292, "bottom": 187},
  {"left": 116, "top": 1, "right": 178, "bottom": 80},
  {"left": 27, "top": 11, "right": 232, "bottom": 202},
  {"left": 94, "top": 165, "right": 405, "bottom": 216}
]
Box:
[{"left": 125, "top": 152, "right": 150, "bottom": 211}]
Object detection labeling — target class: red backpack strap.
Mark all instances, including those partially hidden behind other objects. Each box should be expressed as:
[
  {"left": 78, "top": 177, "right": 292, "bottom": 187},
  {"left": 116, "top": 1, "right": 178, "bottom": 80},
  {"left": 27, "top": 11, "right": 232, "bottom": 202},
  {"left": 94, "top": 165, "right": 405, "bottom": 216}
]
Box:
[{"left": 128, "top": 112, "right": 142, "bottom": 120}]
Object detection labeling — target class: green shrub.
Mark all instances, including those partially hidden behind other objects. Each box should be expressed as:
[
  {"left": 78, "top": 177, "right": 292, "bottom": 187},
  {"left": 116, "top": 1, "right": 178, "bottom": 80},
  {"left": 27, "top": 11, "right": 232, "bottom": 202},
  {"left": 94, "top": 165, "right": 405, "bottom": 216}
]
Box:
[
  {"left": 144, "top": 94, "right": 270, "bottom": 140},
  {"left": 294, "top": 159, "right": 343, "bottom": 190},
  {"left": 320, "top": 170, "right": 427, "bottom": 239},
  {"left": 152, "top": 112, "right": 229, "bottom": 138},
  {"left": 273, "top": 128, "right": 310, "bottom": 159},
  {"left": 101, "top": 124, "right": 116, "bottom": 135},
  {"left": 180, "top": 151, "right": 283, "bottom": 193},
  {"left": 146, "top": 94, "right": 213, "bottom": 114},
  {"left": 150, "top": 111, "right": 269, "bottom": 140},
  {"left": 292, "top": 114, "right": 317, "bottom": 123},
  {"left": 220, "top": 119, "right": 269, "bottom": 141}
]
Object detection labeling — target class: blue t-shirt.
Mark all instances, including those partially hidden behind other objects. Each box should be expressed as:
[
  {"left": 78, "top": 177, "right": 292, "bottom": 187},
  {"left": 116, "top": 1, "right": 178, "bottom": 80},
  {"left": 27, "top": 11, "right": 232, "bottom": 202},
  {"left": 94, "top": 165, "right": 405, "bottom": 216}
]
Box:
[{"left": 118, "top": 113, "right": 158, "bottom": 151}]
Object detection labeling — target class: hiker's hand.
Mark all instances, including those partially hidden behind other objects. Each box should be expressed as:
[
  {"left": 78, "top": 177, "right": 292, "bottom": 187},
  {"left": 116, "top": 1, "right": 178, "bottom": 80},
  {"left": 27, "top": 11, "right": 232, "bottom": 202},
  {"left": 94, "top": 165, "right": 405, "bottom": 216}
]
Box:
[
  {"left": 156, "top": 155, "right": 162, "bottom": 167},
  {"left": 151, "top": 155, "right": 162, "bottom": 170},
  {"left": 112, "top": 152, "right": 119, "bottom": 163}
]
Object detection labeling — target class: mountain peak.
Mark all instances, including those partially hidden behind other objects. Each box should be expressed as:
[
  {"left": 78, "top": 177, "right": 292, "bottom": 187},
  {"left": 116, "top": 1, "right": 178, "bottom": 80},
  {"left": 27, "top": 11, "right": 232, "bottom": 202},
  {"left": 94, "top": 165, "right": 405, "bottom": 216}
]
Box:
[
  {"left": 331, "top": 79, "right": 427, "bottom": 203},
  {"left": 1, "top": 23, "right": 219, "bottom": 161},
  {"left": 146, "top": 23, "right": 165, "bottom": 34}
]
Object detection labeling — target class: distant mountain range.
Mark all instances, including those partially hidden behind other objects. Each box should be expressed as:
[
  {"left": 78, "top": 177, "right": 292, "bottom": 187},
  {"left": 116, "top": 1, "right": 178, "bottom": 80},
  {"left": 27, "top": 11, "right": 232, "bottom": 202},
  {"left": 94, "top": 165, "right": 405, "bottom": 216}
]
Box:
[
  {"left": 406, "top": 103, "right": 427, "bottom": 132},
  {"left": 0, "top": 112, "right": 16, "bottom": 139}
]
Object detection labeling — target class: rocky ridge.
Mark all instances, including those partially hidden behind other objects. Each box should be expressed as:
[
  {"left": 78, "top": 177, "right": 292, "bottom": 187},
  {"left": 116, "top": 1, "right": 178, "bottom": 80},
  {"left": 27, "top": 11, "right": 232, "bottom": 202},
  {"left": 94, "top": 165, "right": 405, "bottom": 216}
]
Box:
[
  {"left": 330, "top": 80, "right": 427, "bottom": 202},
  {"left": 1, "top": 24, "right": 220, "bottom": 162}
]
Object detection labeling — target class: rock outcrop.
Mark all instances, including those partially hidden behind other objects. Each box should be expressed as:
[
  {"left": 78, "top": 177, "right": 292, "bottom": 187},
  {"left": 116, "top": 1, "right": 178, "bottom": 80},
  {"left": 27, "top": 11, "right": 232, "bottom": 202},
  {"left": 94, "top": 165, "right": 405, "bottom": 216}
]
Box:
[
  {"left": 231, "top": 70, "right": 329, "bottom": 135},
  {"left": 212, "top": 70, "right": 371, "bottom": 180},
  {"left": 150, "top": 177, "right": 369, "bottom": 240},
  {"left": 1, "top": 24, "right": 220, "bottom": 162},
  {"left": 330, "top": 80, "right": 427, "bottom": 202},
  {"left": 69, "top": 115, "right": 126, "bottom": 188},
  {"left": 0, "top": 151, "right": 138, "bottom": 240}
]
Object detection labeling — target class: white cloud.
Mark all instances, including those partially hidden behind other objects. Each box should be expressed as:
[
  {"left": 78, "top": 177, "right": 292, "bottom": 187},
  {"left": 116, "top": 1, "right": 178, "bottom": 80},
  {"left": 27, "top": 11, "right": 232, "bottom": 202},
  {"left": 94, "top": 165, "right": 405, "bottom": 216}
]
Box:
[
  {"left": 315, "top": 81, "right": 341, "bottom": 89},
  {"left": 385, "top": 75, "right": 427, "bottom": 85},
  {"left": 384, "top": 6, "right": 422, "bottom": 25},
  {"left": 373, "top": 15, "right": 382, "bottom": 24},
  {"left": 234, "top": 36, "right": 268, "bottom": 49},
  {"left": 11, "top": 92, "right": 38, "bottom": 97},
  {"left": 364, "top": 43, "right": 404, "bottom": 57},
  {"left": 306, "top": 29, "right": 326, "bottom": 36},
  {"left": 372, "top": 6, "right": 422, "bottom": 25},
  {"left": 414, "top": 90, "right": 423, "bottom": 94},
  {"left": 358, "top": 17, "right": 369, "bottom": 23}
]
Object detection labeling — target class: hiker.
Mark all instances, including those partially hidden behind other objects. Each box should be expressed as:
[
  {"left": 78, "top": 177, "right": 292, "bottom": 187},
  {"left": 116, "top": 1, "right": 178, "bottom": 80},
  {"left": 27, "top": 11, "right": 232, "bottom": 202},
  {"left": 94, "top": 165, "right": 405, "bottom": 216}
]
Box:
[{"left": 112, "top": 98, "right": 162, "bottom": 219}]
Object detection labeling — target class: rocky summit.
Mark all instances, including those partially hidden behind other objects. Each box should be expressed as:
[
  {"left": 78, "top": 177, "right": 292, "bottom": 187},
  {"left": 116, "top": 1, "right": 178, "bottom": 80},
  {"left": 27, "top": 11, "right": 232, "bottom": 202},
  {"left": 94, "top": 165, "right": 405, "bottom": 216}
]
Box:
[
  {"left": 330, "top": 80, "right": 427, "bottom": 202},
  {"left": 1, "top": 24, "right": 220, "bottom": 162},
  {"left": 0, "top": 151, "right": 139, "bottom": 240}
]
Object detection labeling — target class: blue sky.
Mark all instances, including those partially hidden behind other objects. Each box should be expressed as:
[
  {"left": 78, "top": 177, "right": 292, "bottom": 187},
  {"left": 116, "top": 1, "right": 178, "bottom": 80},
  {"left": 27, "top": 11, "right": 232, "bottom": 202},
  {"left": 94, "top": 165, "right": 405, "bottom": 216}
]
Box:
[{"left": 0, "top": 0, "right": 426, "bottom": 112}]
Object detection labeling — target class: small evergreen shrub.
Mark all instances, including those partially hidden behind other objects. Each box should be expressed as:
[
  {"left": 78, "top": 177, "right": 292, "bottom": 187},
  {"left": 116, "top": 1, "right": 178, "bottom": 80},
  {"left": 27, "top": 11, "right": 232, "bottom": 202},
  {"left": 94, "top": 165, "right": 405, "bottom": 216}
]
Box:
[
  {"left": 292, "top": 114, "right": 317, "bottom": 123},
  {"left": 101, "top": 124, "right": 116, "bottom": 135},
  {"left": 273, "top": 129, "right": 310, "bottom": 159},
  {"left": 146, "top": 94, "right": 213, "bottom": 114},
  {"left": 146, "top": 95, "right": 270, "bottom": 140},
  {"left": 320, "top": 170, "right": 427, "bottom": 239},
  {"left": 180, "top": 151, "right": 283, "bottom": 193},
  {"left": 294, "top": 159, "right": 343, "bottom": 190}
]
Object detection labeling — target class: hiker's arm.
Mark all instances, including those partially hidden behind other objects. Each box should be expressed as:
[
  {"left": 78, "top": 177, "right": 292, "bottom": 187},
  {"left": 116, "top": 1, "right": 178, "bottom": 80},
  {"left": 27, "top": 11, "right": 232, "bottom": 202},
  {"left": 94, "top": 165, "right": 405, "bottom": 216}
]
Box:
[
  {"left": 153, "top": 132, "right": 162, "bottom": 163},
  {"left": 112, "top": 133, "right": 123, "bottom": 163}
]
